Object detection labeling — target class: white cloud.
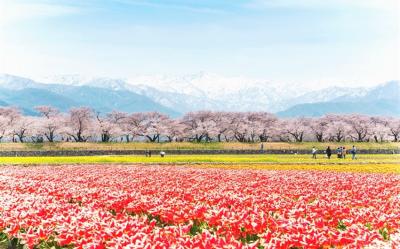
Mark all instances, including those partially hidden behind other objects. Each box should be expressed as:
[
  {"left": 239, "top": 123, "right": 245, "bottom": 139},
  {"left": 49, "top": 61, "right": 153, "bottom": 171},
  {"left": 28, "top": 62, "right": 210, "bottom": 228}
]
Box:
[{"left": 0, "top": 0, "right": 80, "bottom": 26}]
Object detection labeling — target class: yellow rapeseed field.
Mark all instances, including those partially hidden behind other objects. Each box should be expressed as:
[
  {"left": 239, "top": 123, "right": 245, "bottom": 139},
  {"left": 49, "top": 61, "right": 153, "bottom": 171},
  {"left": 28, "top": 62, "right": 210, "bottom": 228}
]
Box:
[
  {"left": 0, "top": 154, "right": 399, "bottom": 174},
  {"left": 0, "top": 154, "right": 399, "bottom": 165}
]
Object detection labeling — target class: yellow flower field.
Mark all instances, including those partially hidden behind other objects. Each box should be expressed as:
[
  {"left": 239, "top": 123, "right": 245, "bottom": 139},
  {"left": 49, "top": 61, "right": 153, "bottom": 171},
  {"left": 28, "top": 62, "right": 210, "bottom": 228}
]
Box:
[
  {"left": 0, "top": 154, "right": 399, "bottom": 165},
  {"left": 0, "top": 154, "right": 399, "bottom": 174}
]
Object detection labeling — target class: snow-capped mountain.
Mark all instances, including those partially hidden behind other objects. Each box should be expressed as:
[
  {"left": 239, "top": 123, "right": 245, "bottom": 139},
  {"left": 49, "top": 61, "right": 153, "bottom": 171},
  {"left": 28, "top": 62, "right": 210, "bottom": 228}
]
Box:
[
  {"left": 277, "top": 81, "right": 400, "bottom": 117},
  {"left": 38, "top": 74, "right": 129, "bottom": 91},
  {"left": 124, "top": 72, "right": 310, "bottom": 112},
  {"left": 0, "top": 74, "right": 44, "bottom": 90},
  {"left": 284, "top": 86, "right": 371, "bottom": 110},
  {"left": 1, "top": 73, "right": 398, "bottom": 116},
  {"left": 36, "top": 72, "right": 311, "bottom": 112},
  {"left": 0, "top": 74, "right": 179, "bottom": 116}
]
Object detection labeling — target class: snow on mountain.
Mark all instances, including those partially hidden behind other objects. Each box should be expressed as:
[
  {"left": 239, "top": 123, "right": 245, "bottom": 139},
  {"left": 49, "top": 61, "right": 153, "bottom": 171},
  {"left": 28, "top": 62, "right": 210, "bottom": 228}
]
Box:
[
  {"left": 36, "top": 72, "right": 307, "bottom": 112},
  {"left": 0, "top": 74, "right": 179, "bottom": 116},
  {"left": 123, "top": 72, "right": 311, "bottom": 112},
  {"left": 37, "top": 74, "right": 129, "bottom": 91},
  {"left": 0, "top": 74, "right": 43, "bottom": 90},
  {"left": 4, "top": 72, "right": 397, "bottom": 115},
  {"left": 284, "top": 86, "right": 371, "bottom": 110},
  {"left": 128, "top": 84, "right": 224, "bottom": 113},
  {"left": 277, "top": 81, "right": 400, "bottom": 117},
  {"left": 33, "top": 72, "right": 388, "bottom": 113}
]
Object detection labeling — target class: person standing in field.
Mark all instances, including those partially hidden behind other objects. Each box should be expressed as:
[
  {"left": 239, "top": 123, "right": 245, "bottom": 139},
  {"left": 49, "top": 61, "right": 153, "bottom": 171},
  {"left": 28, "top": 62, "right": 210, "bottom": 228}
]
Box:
[
  {"left": 337, "top": 147, "right": 342, "bottom": 158},
  {"left": 260, "top": 143, "right": 264, "bottom": 152},
  {"left": 342, "top": 147, "right": 347, "bottom": 159},
  {"left": 312, "top": 146, "right": 317, "bottom": 159},
  {"left": 351, "top": 145, "right": 357, "bottom": 160},
  {"left": 326, "top": 146, "right": 332, "bottom": 159}
]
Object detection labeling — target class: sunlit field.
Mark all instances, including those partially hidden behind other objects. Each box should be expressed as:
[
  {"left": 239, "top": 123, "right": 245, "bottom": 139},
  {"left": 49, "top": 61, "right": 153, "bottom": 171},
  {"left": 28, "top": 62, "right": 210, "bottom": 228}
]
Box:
[
  {"left": 0, "top": 154, "right": 399, "bottom": 165},
  {"left": 1, "top": 152, "right": 399, "bottom": 248},
  {"left": 2, "top": 0, "right": 399, "bottom": 247},
  {"left": 0, "top": 163, "right": 399, "bottom": 248}
]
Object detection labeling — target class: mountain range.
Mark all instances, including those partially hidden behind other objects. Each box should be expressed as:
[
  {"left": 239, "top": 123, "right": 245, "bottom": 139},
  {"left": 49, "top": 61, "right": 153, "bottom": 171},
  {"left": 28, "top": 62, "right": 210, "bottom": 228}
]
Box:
[{"left": 0, "top": 73, "right": 398, "bottom": 117}]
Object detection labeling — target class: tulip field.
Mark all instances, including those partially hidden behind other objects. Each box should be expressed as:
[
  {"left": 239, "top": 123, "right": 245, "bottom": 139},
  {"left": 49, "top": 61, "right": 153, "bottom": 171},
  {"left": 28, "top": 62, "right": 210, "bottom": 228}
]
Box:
[{"left": 1, "top": 161, "right": 399, "bottom": 249}]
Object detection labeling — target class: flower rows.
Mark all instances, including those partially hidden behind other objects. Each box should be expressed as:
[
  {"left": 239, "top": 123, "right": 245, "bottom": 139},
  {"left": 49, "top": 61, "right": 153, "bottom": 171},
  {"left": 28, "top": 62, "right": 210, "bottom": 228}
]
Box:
[
  {"left": 2, "top": 154, "right": 399, "bottom": 166},
  {"left": 0, "top": 164, "right": 399, "bottom": 248}
]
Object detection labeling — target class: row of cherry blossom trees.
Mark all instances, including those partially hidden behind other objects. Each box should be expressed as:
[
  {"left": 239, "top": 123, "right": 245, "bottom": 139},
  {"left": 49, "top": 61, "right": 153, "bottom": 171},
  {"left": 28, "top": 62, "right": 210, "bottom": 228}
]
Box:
[{"left": 0, "top": 106, "right": 399, "bottom": 143}]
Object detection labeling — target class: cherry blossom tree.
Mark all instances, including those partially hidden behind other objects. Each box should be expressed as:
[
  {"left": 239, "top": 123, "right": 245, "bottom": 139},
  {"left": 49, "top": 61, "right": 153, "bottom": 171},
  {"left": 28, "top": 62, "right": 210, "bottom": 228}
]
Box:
[
  {"left": 123, "top": 113, "right": 146, "bottom": 142},
  {"left": 0, "top": 105, "right": 399, "bottom": 143},
  {"left": 246, "top": 113, "right": 264, "bottom": 142},
  {"left": 94, "top": 112, "right": 125, "bottom": 142},
  {"left": 107, "top": 111, "right": 129, "bottom": 142},
  {"left": 182, "top": 111, "right": 217, "bottom": 142},
  {"left": 274, "top": 120, "right": 291, "bottom": 142},
  {"left": 230, "top": 112, "right": 251, "bottom": 142},
  {"left": 283, "top": 117, "right": 311, "bottom": 142},
  {"left": 210, "top": 112, "right": 233, "bottom": 142},
  {"left": 309, "top": 117, "right": 329, "bottom": 142},
  {"left": 386, "top": 117, "right": 400, "bottom": 142},
  {"left": 139, "top": 112, "right": 170, "bottom": 142},
  {"left": 164, "top": 118, "right": 185, "bottom": 142},
  {"left": 254, "top": 112, "right": 278, "bottom": 142},
  {"left": 65, "top": 107, "right": 95, "bottom": 142},
  {"left": 325, "top": 115, "right": 349, "bottom": 142},
  {"left": 345, "top": 114, "right": 372, "bottom": 142},
  {"left": 11, "top": 116, "right": 34, "bottom": 143},
  {"left": 0, "top": 115, "right": 7, "bottom": 141},
  {"left": 0, "top": 107, "right": 22, "bottom": 142},
  {"left": 369, "top": 117, "right": 390, "bottom": 142},
  {"left": 34, "top": 106, "right": 64, "bottom": 142}
]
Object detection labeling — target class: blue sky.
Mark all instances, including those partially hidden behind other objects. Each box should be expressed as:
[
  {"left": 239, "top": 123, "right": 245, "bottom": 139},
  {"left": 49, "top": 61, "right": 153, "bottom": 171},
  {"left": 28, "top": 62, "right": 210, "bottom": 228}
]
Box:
[{"left": 0, "top": 0, "right": 398, "bottom": 87}]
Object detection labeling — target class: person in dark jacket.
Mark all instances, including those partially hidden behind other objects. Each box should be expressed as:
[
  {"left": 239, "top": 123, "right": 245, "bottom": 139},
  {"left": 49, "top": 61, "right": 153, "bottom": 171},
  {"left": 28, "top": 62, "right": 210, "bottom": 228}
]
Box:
[
  {"left": 342, "top": 147, "right": 347, "bottom": 159},
  {"left": 326, "top": 146, "right": 332, "bottom": 159}
]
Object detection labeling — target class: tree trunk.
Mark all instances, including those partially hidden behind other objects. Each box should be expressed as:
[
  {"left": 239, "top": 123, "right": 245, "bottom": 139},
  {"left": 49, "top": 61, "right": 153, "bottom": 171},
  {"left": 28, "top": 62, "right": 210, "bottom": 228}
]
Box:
[
  {"left": 315, "top": 133, "right": 323, "bottom": 142},
  {"left": 45, "top": 131, "right": 55, "bottom": 142}
]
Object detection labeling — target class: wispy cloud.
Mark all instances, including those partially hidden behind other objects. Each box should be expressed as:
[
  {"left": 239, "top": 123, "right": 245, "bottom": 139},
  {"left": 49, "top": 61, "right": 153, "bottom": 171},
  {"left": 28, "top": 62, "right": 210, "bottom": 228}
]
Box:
[
  {"left": 0, "top": 0, "right": 82, "bottom": 26},
  {"left": 112, "top": 0, "right": 229, "bottom": 14},
  {"left": 246, "top": 0, "right": 398, "bottom": 11}
]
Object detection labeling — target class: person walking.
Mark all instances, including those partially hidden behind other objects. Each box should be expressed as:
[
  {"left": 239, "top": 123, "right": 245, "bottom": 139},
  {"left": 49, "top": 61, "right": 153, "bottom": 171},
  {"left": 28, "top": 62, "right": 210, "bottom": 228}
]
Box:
[
  {"left": 260, "top": 143, "right": 264, "bottom": 152},
  {"left": 326, "top": 146, "right": 332, "bottom": 159},
  {"left": 312, "top": 146, "right": 317, "bottom": 159},
  {"left": 351, "top": 145, "right": 357, "bottom": 160}
]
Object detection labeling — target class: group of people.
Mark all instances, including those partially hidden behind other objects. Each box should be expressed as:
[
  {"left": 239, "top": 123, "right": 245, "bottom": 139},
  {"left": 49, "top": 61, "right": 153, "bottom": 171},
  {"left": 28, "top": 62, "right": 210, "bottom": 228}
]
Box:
[
  {"left": 145, "top": 150, "right": 166, "bottom": 157},
  {"left": 312, "top": 145, "right": 357, "bottom": 160}
]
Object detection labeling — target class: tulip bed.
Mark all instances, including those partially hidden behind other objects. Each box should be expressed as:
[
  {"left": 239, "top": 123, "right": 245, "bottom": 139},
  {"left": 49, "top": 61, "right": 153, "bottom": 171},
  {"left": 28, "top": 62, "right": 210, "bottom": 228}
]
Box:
[{"left": 0, "top": 164, "right": 399, "bottom": 248}]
